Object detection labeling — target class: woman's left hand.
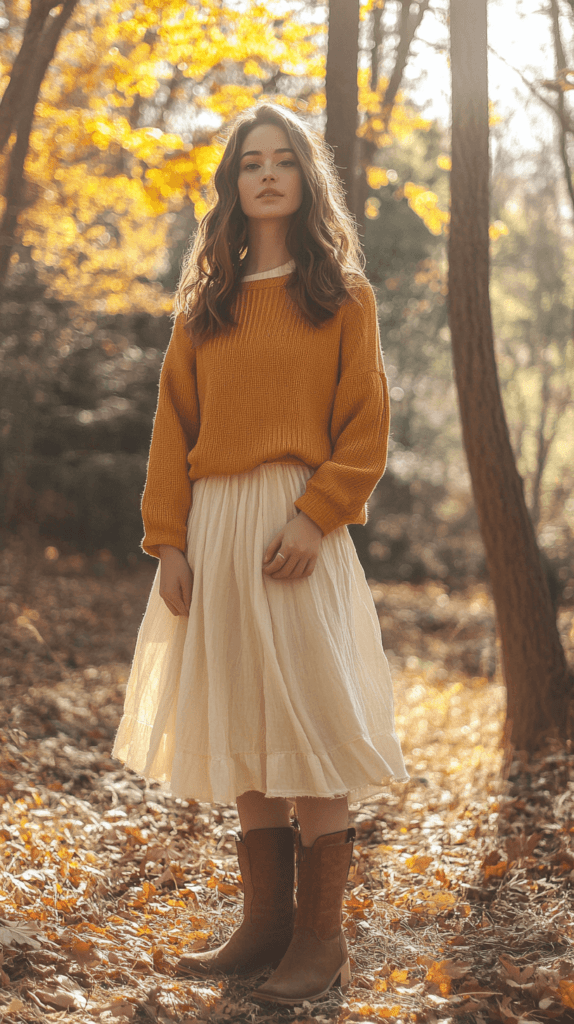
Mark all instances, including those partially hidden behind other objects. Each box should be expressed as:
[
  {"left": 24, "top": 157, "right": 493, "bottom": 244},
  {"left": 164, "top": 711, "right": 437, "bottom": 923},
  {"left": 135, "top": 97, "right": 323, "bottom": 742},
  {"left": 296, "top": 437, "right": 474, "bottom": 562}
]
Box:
[{"left": 263, "top": 511, "right": 323, "bottom": 580}]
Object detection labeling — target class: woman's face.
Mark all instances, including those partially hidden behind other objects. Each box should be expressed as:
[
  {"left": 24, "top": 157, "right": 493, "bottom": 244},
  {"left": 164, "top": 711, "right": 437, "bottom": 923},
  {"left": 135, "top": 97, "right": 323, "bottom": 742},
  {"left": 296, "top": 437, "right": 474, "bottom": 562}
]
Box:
[{"left": 237, "top": 123, "right": 303, "bottom": 221}]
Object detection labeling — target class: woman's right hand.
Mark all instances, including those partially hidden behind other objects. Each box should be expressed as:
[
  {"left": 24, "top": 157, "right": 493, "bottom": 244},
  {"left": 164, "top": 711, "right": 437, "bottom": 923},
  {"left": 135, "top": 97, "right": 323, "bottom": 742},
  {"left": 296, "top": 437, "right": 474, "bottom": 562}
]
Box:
[{"left": 158, "top": 545, "right": 193, "bottom": 616}]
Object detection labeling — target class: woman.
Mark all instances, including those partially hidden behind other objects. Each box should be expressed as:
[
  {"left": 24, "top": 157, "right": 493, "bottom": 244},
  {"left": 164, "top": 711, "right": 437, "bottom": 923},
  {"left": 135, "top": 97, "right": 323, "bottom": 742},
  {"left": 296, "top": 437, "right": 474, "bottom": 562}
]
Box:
[{"left": 112, "top": 100, "right": 408, "bottom": 1006}]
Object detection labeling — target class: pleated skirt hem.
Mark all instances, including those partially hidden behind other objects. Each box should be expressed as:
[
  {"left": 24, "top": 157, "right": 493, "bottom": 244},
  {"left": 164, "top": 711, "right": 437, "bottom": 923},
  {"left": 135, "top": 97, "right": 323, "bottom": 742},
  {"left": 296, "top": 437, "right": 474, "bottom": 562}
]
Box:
[{"left": 114, "top": 712, "right": 409, "bottom": 806}]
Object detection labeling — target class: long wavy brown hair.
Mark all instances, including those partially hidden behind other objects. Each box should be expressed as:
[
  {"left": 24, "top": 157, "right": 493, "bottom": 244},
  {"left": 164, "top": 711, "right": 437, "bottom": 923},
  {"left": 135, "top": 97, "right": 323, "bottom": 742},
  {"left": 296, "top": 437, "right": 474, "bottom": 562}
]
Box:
[{"left": 174, "top": 102, "right": 366, "bottom": 345}]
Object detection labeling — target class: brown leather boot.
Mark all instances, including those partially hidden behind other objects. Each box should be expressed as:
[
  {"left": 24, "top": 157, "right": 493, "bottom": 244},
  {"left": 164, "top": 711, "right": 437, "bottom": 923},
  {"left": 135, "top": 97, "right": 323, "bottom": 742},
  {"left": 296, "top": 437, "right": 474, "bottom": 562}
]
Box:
[
  {"left": 252, "top": 827, "right": 356, "bottom": 1004},
  {"left": 176, "top": 825, "right": 297, "bottom": 978}
]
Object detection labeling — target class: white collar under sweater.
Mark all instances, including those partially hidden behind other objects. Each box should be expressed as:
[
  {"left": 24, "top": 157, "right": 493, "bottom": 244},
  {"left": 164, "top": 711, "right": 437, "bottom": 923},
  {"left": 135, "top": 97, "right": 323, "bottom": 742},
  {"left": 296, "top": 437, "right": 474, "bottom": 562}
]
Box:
[{"left": 242, "top": 260, "right": 295, "bottom": 283}]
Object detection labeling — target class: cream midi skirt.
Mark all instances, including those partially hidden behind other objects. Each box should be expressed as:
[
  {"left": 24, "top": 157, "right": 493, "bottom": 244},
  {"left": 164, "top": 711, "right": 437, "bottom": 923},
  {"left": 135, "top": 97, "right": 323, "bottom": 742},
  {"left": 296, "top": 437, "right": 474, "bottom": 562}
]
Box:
[{"left": 112, "top": 463, "right": 408, "bottom": 805}]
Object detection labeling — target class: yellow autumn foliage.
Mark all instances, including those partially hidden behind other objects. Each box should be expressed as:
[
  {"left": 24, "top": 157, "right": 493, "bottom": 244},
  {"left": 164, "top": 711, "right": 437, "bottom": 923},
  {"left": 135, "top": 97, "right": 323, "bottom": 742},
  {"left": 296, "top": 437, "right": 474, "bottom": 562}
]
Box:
[
  {"left": 489, "top": 219, "right": 509, "bottom": 240},
  {"left": 403, "top": 182, "right": 450, "bottom": 236},
  {"left": 366, "top": 166, "right": 389, "bottom": 190},
  {"left": 365, "top": 197, "right": 382, "bottom": 220},
  {"left": 358, "top": 67, "right": 433, "bottom": 146}
]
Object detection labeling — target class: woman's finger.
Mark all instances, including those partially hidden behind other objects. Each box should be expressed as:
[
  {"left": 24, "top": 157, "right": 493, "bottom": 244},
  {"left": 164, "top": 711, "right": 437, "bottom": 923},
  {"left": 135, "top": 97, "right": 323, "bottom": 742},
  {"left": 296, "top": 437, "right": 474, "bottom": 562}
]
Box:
[
  {"left": 270, "top": 554, "right": 303, "bottom": 579},
  {"left": 267, "top": 552, "right": 294, "bottom": 576},
  {"left": 263, "top": 549, "right": 286, "bottom": 574},
  {"left": 292, "top": 557, "right": 315, "bottom": 579},
  {"left": 175, "top": 585, "right": 189, "bottom": 615},
  {"left": 163, "top": 595, "right": 180, "bottom": 617},
  {"left": 161, "top": 586, "right": 186, "bottom": 616},
  {"left": 263, "top": 535, "right": 283, "bottom": 566},
  {"left": 298, "top": 557, "right": 314, "bottom": 578},
  {"left": 181, "top": 573, "right": 193, "bottom": 614}
]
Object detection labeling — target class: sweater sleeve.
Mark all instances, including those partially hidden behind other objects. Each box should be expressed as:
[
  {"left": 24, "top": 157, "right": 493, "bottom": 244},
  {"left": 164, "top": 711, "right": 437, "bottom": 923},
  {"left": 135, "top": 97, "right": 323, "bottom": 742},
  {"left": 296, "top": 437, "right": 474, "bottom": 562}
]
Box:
[
  {"left": 141, "top": 313, "right": 200, "bottom": 559},
  {"left": 293, "top": 283, "right": 390, "bottom": 537}
]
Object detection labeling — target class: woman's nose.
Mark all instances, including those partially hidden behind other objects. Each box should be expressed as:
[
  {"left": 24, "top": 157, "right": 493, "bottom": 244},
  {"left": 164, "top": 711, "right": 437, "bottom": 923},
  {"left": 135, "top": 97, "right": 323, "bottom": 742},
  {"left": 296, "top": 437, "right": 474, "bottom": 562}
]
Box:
[{"left": 261, "top": 164, "right": 277, "bottom": 180}]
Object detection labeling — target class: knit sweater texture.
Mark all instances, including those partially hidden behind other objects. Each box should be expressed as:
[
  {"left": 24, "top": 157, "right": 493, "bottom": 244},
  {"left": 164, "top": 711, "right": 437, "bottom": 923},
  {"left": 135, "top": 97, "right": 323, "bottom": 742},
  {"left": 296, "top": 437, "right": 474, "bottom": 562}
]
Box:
[{"left": 141, "top": 274, "right": 390, "bottom": 558}]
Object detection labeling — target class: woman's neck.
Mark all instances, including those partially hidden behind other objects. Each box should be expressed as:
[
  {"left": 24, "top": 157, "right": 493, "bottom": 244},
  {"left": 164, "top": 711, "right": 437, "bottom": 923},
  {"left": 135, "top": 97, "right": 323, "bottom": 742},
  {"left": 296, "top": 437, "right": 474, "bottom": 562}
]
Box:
[{"left": 242, "top": 217, "right": 292, "bottom": 276}]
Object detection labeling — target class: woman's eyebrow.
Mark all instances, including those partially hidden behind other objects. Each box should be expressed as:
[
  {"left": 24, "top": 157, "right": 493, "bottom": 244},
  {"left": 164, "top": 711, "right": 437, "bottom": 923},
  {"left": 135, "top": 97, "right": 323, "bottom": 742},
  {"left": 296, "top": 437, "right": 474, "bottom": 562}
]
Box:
[{"left": 240, "top": 148, "right": 295, "bottom": 159}]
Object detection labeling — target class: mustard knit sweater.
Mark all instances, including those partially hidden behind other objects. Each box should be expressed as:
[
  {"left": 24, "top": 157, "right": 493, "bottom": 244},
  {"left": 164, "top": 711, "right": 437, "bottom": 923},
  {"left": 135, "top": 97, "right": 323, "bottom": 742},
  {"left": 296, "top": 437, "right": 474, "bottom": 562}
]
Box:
[{"left": 141, "top": 274, "right": 390, "bottom": 558}]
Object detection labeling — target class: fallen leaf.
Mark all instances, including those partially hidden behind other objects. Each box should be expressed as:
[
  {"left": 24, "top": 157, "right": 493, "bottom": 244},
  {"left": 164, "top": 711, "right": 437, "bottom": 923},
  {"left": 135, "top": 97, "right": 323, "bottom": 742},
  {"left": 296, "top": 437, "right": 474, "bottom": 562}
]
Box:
[
  {"left": 559, "top": 979, "right": 574, "bottom": 1009},
  {"left": 414, "top": 890, "right": 457, "bottom": 915},
  {"left": 0, "top": 775, "right": 14, "bottom": 795},
  {"left": 484, "top": 860, "right": 508, "bottom": 879},
  {"left": 499, "top": 955, "right": 535, "bottom": 985},
  {"left": 107, "top": 1001, "right": 137, "bottom": 1019},
  {"left": 35, "top": 985, "right": 85, "bottom": 1011},
  {"left": 405, "top": 854, "right": 433, "bottom": 873},
  {"left": 425, "top": 958, "right": 471, "bottom": 996},
  {"left": 389, "top": 968, "right": 409, "bottom": 984},
  {"left": 0, "top": 921, "right": 42, "bottom": 949},
  {"left": 5, "top": 998, "right": 27, "bottom": 1013},
  {"left": 206, "top": 876, "right": 240, "bottom": 896}
]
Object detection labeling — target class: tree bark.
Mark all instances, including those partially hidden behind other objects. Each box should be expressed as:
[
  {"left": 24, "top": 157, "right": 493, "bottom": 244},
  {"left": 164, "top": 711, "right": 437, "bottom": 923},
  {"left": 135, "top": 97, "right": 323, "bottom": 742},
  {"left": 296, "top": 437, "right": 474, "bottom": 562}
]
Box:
[
  {"left": 325, "top": 0, "right": 360, "bottom": 214},
  {"left": 448, "top": 0, "right": 572, "bottom": 752},
  {"left": 530, "top": 360, "right": 551, "bottom": 531},
  {"left": 0, "top": 0, "right": 78, "bottom": 292},
  {"left": 0, "top": 0, "right": 63, "bottom": 154}
]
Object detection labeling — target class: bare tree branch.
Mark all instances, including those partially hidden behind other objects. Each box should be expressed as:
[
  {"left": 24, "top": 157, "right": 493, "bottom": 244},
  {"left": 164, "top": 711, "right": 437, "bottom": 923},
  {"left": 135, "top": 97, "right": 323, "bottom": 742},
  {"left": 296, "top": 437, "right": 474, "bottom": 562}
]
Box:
[
  {"left": 380, "top": 0, "right": 431, "bottom": 131},
  {"left": 487, "top": 44, "right": 570, "bottom": 124},
  {"left": 370, "top": 2, "right": 385, "bottom": 92},
  {"left": 489, "top": 35, "right": 574, "bottom": 216},
  {"left": 549, "top": 0, "right": 574, "bottom": 217},
  {"left": 354, "top": 0, "right": 430, "bottom": 230}
]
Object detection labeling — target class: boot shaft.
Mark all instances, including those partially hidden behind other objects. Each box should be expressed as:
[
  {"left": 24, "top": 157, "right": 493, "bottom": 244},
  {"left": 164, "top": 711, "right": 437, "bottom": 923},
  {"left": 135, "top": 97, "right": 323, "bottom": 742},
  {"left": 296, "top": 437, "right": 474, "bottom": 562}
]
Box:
[
  {"left": 236, "top": 825, "right": 297, "bottom": 930},
  {"left": 294, "top": 827, "right": 355, "bottom": 941}
]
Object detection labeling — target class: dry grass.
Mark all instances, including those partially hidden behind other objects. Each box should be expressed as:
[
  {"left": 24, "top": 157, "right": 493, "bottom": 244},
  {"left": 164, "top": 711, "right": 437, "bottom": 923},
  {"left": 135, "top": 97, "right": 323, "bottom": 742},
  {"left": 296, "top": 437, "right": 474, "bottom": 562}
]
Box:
[{"left": 0, "top": 538, "right": 573, "bottom": 1023}]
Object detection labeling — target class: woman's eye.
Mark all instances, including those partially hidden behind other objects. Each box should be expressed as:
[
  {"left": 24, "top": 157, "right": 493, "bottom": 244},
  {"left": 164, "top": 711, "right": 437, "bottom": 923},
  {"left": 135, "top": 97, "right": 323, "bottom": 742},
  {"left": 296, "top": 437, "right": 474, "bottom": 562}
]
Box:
[
  {"left": 243, "top": 163, "right": 260, "bottom": 171},
  {"left": 279, "top": 160, "right": 295, "bottom": 167}
]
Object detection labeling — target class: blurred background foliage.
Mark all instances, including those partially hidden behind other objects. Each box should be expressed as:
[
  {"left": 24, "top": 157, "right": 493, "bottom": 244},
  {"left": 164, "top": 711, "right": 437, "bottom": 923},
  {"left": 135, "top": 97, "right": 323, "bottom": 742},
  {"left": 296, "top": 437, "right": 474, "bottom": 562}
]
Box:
[{"left": 0, "top": 0, "right": 572, "bottom": 608}]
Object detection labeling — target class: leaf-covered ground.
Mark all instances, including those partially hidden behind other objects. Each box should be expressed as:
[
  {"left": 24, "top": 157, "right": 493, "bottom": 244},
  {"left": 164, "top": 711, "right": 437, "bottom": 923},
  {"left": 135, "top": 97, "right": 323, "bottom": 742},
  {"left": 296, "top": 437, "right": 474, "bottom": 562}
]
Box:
[{"left": 1, "top": 537, "right": 574, "bottom": 1023}]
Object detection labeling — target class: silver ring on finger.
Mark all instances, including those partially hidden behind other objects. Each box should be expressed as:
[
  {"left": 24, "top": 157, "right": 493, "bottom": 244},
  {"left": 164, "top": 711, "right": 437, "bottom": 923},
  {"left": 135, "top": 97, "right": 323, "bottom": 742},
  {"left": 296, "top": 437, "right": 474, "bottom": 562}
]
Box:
[{"left": 277, "top": 552, "right": 286, "bottom": 559}]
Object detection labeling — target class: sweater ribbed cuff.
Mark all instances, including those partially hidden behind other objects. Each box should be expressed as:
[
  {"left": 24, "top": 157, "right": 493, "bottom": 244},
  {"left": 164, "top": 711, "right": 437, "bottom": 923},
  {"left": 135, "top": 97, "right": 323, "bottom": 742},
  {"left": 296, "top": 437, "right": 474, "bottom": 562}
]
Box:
[
  {"left": 141, "top": 527, "right": 188, "bottom": 560},
  {"left": 294, "top": 492, "right": 368, "bottom": 538}
]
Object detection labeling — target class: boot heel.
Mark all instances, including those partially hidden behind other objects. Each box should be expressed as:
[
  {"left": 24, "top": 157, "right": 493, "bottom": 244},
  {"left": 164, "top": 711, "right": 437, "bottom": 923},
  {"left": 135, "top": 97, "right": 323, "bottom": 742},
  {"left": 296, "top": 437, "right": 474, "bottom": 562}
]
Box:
[{"left": 338, "top": 959, "right": 351, "bottom": 989}]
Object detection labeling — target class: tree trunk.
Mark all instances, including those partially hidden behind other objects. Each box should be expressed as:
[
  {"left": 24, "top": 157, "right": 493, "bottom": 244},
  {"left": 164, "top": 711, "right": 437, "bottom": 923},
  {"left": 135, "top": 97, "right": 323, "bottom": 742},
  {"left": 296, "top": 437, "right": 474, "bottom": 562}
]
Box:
[
  {"left": 325, "top": 0, "right": 360, "bottom": 215},
  {"left": 448, "top": 0, "right": 572, "bottom": 752},
  {"left": 0, "top": 0, "right": 66, "bottom": 154},
  {"left": 0, "top": 0, "right": 78, "bottom": 292}
]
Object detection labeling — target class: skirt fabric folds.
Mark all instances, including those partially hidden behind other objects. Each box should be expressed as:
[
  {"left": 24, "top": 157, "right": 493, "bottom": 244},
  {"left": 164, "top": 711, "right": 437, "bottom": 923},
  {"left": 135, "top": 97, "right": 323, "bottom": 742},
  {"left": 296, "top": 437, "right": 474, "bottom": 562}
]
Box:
[{"left": 112, "top": 463, "right": 408, "bottom": 805}]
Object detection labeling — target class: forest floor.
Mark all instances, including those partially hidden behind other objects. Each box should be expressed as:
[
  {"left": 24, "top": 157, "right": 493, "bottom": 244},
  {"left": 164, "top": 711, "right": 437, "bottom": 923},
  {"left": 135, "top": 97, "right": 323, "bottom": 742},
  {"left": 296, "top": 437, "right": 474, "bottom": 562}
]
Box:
[{"left": 1, "top": 536, "right": 574, "bottom": 1024}]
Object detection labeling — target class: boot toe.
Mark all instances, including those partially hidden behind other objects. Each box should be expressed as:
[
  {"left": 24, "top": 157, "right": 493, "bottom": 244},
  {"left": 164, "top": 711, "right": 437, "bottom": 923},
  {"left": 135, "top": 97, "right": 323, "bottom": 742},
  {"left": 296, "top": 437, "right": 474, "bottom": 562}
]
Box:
[
  {"left": 252, "top": 939, "right": 350, "bottom": 1004},
  {"left": 176, "top": 949, "right": 221, "bottom": 977}
]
